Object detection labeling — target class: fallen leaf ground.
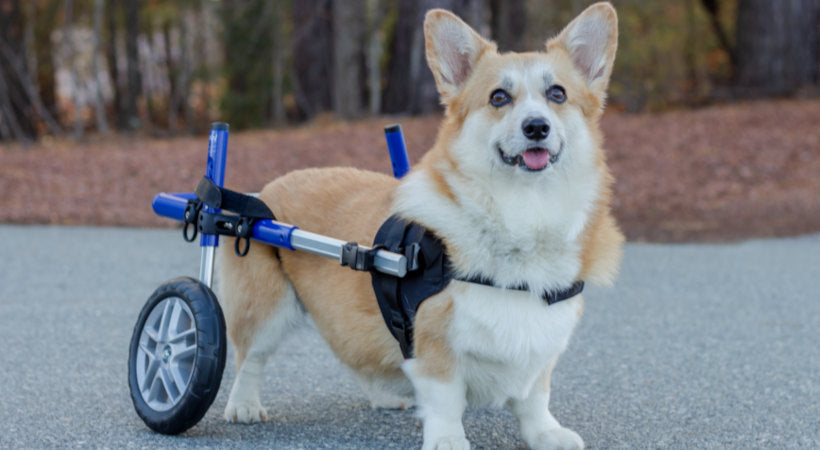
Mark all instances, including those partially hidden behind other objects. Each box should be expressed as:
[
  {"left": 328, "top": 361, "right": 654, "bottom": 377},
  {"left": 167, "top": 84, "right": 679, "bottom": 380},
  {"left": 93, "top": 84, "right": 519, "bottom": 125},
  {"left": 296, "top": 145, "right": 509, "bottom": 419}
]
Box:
[{"left": 2, "top": 99, "right": 818, "bottom": 242}]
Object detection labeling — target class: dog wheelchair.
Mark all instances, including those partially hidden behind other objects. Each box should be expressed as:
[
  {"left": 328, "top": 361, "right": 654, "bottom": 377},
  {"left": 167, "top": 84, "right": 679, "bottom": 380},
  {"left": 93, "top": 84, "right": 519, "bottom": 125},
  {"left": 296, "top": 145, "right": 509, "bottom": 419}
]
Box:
[{"left": 128, "top": 122, "right": 413, "bottom": 434}]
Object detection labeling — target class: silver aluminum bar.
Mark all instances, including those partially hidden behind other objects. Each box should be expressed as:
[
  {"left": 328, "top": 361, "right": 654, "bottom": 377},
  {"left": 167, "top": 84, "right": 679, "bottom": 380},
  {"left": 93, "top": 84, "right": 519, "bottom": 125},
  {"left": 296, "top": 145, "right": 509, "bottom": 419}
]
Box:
[
  {"left": 199, "top": 245, "right": 216, "bottom": 288},
  {"left": 289, "top": 229, "right": 407, "bottom": 277}
]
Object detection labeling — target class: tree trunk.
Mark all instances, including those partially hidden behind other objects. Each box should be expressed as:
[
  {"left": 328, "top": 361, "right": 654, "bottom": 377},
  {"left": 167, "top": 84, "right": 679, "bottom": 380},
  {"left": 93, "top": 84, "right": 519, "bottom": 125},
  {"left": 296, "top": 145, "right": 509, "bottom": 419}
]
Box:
[
  {"left": 383, "top": 0, "right": 485, "bottom": 114},
  {"left": 382, "top": 0, "right": 417, "bottom": 114},
  {"left": 123, "top": 0, "right": 141, "bottom": 130},
  {"left": 0, "top": 0, "right": 38, "bottom": 141},
  {"left": 62, "top": 0, "right": 84, "bottom": 139},
  {"left": 92, "top": 0, "right": 109, "bottom": 134},
  {"left": 292, "top": 0, "right": 334, "bottom": 119},
  {"left": 105, "top": 0, "right": 126, "bottom": 130},
  {"left": 163, "top": 20, "right": 178, "bottom": 132},
  {"left": 735, "top": 0, "right": 820, "bottom": 96},
  {"left": 490, "top": 0, "right": 525, "bottom": 52},
  {"left": 332, "top": 0, "right": 365, "bottom": 119},
  {"left": 179, "top": 9, "right": 194, "bottom": 133},
  {"left": 221, "top": 0, "right": 275, "bottom": 129},
  {"left": 271, "top": 1, "right": 288, "bottom": 125},
  {"left": 365, "top": 0, "right": 386, "bottom": 115},
  {"left": 33, "top": 1, "right": 61, "bottom": 134},
  {"left": 383, "top": 0, "right": 442, "bottom": 114}
]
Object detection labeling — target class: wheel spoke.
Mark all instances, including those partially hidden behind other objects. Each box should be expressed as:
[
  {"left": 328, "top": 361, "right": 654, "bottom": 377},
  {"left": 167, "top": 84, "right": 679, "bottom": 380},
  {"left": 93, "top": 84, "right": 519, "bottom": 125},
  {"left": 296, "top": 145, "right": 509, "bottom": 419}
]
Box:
[
  {"left": 168, "top": 325, "right": 196, "bottom": 343},
  {"left": 172, "top": 341, "right": 197, "bottom": 360},
  {"left": 160, "top": 367, "right": 180, "bottom": 404},
  {"left": 142, "top": 324, "right": 160, "bottom": 343},
  {"left": 141, "top": 357, "right": 161, "bottom": 393},
  {"left": 167, "top": 299, "right": 185, "bottom": 338},
  {"left": 157, "top": 299, "right": 175, "bottom": 341},
  {"left": 138, "top": 343, "right": 156, "bottom": 361},
  {"left": 170, "top": 365, "right": 189, "bottom": 395}
]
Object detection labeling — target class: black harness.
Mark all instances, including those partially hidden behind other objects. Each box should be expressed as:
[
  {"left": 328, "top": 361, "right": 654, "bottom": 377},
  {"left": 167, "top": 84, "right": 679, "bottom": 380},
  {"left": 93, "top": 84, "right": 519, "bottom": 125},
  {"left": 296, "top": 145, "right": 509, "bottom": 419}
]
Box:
[{"left": 370, "top": 215, "right": 585, "bottom": 359}]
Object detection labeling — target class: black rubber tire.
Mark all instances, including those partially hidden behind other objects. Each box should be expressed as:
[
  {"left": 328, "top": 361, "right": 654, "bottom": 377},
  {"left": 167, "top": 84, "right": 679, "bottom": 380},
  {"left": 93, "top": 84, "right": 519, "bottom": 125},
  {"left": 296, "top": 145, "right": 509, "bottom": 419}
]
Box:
[{"left": 128, "top": 276, "right": 227, "bottom": 435}]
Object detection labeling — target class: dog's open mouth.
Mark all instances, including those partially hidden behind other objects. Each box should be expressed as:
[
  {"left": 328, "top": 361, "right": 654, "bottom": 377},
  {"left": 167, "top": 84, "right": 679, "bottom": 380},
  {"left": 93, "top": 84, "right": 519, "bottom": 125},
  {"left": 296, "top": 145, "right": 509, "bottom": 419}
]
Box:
[{"left": 498, "top": 147, "right": 559, "bottom": 172}]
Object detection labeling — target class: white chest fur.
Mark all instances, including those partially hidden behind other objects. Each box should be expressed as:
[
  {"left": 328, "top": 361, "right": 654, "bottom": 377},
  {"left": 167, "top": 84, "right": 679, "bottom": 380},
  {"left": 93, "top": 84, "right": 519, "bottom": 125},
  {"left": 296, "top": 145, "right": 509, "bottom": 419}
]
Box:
[{"left": 447, "top": 283, "right": 582, "bottom": 407}]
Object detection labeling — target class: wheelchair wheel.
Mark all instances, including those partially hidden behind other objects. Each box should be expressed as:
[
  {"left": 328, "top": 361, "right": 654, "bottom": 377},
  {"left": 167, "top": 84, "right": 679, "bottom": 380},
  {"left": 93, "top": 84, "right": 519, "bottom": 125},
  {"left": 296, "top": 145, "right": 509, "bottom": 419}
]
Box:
[{"left": 128, "top": 277, "right": 226, "bottom": 435}]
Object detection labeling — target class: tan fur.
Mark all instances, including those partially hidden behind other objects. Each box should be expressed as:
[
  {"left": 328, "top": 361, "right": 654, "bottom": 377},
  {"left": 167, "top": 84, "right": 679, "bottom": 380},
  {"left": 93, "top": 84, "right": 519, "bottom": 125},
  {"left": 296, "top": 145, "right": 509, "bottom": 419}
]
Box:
[
  {"left": 413, "top": 291, "right": 459, "bottom": 380},
  {"left": 262, "top": 168, "right": 405, "bottom": 374},
  {"left": 220, "top": 242, "right": 288, "bottom": 367}
]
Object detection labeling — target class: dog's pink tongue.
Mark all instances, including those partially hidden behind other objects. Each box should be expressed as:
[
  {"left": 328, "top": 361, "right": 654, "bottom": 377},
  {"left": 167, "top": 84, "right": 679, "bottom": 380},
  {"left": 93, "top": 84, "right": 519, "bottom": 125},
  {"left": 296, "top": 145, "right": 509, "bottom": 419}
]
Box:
[{"left": 522, "top": 149, "right": 550, "bottom": 170}]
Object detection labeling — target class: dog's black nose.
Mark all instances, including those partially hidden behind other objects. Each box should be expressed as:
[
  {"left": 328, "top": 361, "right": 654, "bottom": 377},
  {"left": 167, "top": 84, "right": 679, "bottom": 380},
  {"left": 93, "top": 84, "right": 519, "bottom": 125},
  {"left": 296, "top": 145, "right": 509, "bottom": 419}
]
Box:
[{"left": 522, "top": 118, "right": 550, "bottom": 141}]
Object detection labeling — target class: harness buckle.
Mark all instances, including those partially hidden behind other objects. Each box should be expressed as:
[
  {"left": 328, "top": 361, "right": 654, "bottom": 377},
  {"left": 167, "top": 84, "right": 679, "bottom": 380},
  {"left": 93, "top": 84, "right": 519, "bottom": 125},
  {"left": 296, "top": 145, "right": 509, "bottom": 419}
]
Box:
[
  {"left": 182, "top": 199, "right": 201, "bottom": 242},
  {"left": 340, "top": 242, "right": 377, "bottom": 272}
]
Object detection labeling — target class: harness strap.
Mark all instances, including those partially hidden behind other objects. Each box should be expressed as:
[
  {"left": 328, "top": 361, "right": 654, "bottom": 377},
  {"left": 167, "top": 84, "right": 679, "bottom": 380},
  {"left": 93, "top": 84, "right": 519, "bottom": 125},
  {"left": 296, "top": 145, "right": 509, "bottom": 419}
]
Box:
[
  {"left": 370, "top": 215, "right": 585, "bottom": 359},
  {"left": 454, "top": 276, "right": 585, "bottom": 305},
  {"left": 195, "top": 176, "right": 275, "bottom": 219},
  {"left": 183, "top": 177, "right": 277, "bottom": 256}
]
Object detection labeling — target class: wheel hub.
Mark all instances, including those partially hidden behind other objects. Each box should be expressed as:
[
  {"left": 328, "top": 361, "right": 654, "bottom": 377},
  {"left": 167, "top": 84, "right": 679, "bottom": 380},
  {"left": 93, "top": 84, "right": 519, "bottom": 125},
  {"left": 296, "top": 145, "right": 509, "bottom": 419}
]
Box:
[{"left": 161, "top": 346, "right": 172, "bottom": 363}]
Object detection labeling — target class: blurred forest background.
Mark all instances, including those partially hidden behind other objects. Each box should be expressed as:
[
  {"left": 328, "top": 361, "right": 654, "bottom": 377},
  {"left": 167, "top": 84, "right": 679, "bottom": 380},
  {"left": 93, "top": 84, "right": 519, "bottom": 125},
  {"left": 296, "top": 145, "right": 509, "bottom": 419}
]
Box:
[{"left": 1, "top": 0, "right": 819, "bottom": 142}]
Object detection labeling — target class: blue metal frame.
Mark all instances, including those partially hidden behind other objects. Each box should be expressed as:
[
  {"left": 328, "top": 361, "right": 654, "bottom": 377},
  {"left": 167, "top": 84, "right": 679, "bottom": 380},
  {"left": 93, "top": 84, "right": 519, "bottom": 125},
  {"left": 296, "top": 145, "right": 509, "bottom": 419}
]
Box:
[
  {"left": 384, "top": 124, "right": 410, "bottom": 178},
  {"left": 151, "top": 122, "right": 410, "bottom": 274}
]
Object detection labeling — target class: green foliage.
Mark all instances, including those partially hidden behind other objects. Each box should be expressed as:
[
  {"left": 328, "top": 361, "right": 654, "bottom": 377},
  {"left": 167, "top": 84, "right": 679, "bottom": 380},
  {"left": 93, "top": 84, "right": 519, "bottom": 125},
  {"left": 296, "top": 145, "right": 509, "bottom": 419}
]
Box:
[
  {"left": 526, "top": 0, "right": 736, "bottom": 112},
  {"left": 608, "top": 0, "right": 733, "bottom": 111}
]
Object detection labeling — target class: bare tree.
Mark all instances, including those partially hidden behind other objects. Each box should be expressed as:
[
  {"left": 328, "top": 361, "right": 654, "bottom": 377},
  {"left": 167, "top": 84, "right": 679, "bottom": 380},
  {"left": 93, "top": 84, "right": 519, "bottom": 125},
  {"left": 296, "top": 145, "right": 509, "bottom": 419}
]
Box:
[
  {"left": 92, "top": 0, "right": 108, "bottom": 134},
  {"left": 292, "top": 0, "right": 334, "bottom": 119},
  {"left": 734, "top": 0, "right": 820, "bottom": 96},
  {"left": 0, "top": 0, "right": 38, "bottom": 141},
  {"left": 178, "top": 9, "right": 195, "bottom": 132},
  {"left": 105, "top": 0, "right": 126, "bottom": 130},
  {"left": 490, "top": 0, "right": 525, "bottom": 52},
  {"left": 271, "top": 0, "right": 289, "bottom": 125},
  {"left": 123, "top": 0, "right": 141, "bottom": 130},
  {"left": 384, "top": 0, "right": 486, "bottom": 115},
  {"left": 365, "top": 0, "right": 386, "bottom": 115},
  {"left": 332, "top": 0, "right": 365, "bottom": 119},
  {"left": 62, "top": 0, "right": 84, "bottom": 139}
]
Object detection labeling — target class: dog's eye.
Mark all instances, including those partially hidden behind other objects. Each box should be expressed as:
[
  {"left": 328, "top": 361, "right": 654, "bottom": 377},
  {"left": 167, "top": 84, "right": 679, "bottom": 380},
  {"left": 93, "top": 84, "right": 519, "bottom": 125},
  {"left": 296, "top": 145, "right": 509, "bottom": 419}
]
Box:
[
  {"left": 547, "top": 85, "right": 567, "bottom": 104},
  {"left": 489, "top": 89, "right": 512, "bottom": 107}
]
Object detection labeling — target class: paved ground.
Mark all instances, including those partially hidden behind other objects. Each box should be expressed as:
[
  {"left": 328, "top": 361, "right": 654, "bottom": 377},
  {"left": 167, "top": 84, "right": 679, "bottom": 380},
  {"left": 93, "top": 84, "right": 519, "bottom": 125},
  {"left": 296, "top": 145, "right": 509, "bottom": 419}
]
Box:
[{"left": 0, "top": 225, "right": 817, "bottom": 448}]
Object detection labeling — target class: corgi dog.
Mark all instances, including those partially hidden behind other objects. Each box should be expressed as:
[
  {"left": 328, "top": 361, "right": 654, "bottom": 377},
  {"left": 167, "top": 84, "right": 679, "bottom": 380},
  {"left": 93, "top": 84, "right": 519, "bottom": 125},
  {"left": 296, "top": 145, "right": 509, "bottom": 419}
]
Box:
[{"left": 218, "top": 3, "right": 623, "bottom": 449}]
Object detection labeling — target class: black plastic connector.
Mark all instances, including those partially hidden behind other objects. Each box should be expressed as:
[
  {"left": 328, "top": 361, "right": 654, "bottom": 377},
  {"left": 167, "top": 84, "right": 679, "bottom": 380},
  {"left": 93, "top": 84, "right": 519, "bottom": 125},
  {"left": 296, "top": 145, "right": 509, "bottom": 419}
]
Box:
[{"left": 340, "top": 242, "right": 378, "bottom": 272}]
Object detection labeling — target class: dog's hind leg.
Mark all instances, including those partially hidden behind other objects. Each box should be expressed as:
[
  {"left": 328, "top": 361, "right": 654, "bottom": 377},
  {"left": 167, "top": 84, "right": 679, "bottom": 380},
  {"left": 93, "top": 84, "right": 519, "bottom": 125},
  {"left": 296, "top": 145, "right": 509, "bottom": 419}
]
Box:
[
  {"left": 354, "top": 372, "right": 415, "bottom": 410},
  {"left": 218, "top": 245, "right": 304, "bottom": 424}
]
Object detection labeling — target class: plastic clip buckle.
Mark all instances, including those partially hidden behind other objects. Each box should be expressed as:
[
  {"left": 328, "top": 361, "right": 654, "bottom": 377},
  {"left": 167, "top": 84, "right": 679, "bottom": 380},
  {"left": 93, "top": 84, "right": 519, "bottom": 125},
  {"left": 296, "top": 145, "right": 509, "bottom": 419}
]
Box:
[
  {"left": 233, "top": 217, "right": 254, "bottom": 257},
  {"left": 340, "top": 242, "right": 376, "bottom": 272},
  {"left": 182, "top": 199, "right": 201, "bottom": 242}
]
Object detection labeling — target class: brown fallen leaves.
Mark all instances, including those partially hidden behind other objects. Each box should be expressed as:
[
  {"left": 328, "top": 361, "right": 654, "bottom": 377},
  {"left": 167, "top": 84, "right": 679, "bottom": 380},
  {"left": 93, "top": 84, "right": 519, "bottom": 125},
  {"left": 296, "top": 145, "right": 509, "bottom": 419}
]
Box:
[{"left": 1, "top": 99, "right": 818, "bottom": 242}]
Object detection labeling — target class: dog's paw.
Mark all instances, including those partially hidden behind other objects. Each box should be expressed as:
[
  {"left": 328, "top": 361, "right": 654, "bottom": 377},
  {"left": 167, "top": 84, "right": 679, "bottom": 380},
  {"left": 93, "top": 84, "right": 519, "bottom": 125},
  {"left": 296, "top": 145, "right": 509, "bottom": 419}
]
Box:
[
  {"left": 528, "top": 427, "right": 584, "bottom": 450},
  {"left": 423, "top": 436, "right": 470, "bottom": 450},
  {"left": 224, "top": 400, "right": 268, "bottom": 424}
]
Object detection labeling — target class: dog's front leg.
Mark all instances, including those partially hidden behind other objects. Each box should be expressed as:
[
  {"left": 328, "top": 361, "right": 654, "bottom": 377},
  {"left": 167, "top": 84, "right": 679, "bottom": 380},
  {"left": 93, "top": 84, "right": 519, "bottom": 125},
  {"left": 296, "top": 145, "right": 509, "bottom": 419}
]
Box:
[
  {"left": 509, "top": 367, "right": 583, "bottom": 450},
  {"left": 403, "top": 359, "right": 469, "bottom": 450}
]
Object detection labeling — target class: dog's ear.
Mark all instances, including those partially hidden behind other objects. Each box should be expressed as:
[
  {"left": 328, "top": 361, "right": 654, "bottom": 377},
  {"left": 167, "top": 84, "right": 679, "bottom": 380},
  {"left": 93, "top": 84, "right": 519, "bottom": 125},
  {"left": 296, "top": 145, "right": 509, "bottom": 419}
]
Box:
[
  {"left": 549, "top": 2, "right": 618, "bottom": 96},
  {"left": 424, "top": 9, "right": 495, "bottom": 103}
]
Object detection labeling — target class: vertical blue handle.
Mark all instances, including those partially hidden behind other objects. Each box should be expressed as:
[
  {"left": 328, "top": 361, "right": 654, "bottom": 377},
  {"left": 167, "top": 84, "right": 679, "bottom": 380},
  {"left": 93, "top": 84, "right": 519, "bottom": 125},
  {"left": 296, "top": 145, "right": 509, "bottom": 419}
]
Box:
[
  {"left": 201, "top": 122, "right": 229, "bottom": 247},
  {"left": 384, "top": 124, "right": 410, "bottom": 179}
]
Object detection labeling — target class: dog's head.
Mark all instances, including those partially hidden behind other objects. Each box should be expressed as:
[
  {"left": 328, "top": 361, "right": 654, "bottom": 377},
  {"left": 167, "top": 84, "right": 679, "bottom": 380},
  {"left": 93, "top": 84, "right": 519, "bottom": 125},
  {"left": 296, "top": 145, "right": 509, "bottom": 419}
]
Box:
[{"left": 424, "top": 2, "right": 617, "bottom": 181}]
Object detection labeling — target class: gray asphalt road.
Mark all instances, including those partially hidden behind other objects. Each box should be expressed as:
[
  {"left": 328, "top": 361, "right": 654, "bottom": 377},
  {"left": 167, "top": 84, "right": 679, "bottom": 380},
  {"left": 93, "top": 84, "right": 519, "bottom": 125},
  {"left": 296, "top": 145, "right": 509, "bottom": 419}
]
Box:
[{"left": 0, "top": 225, "right": 817, "bottom": 448}]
